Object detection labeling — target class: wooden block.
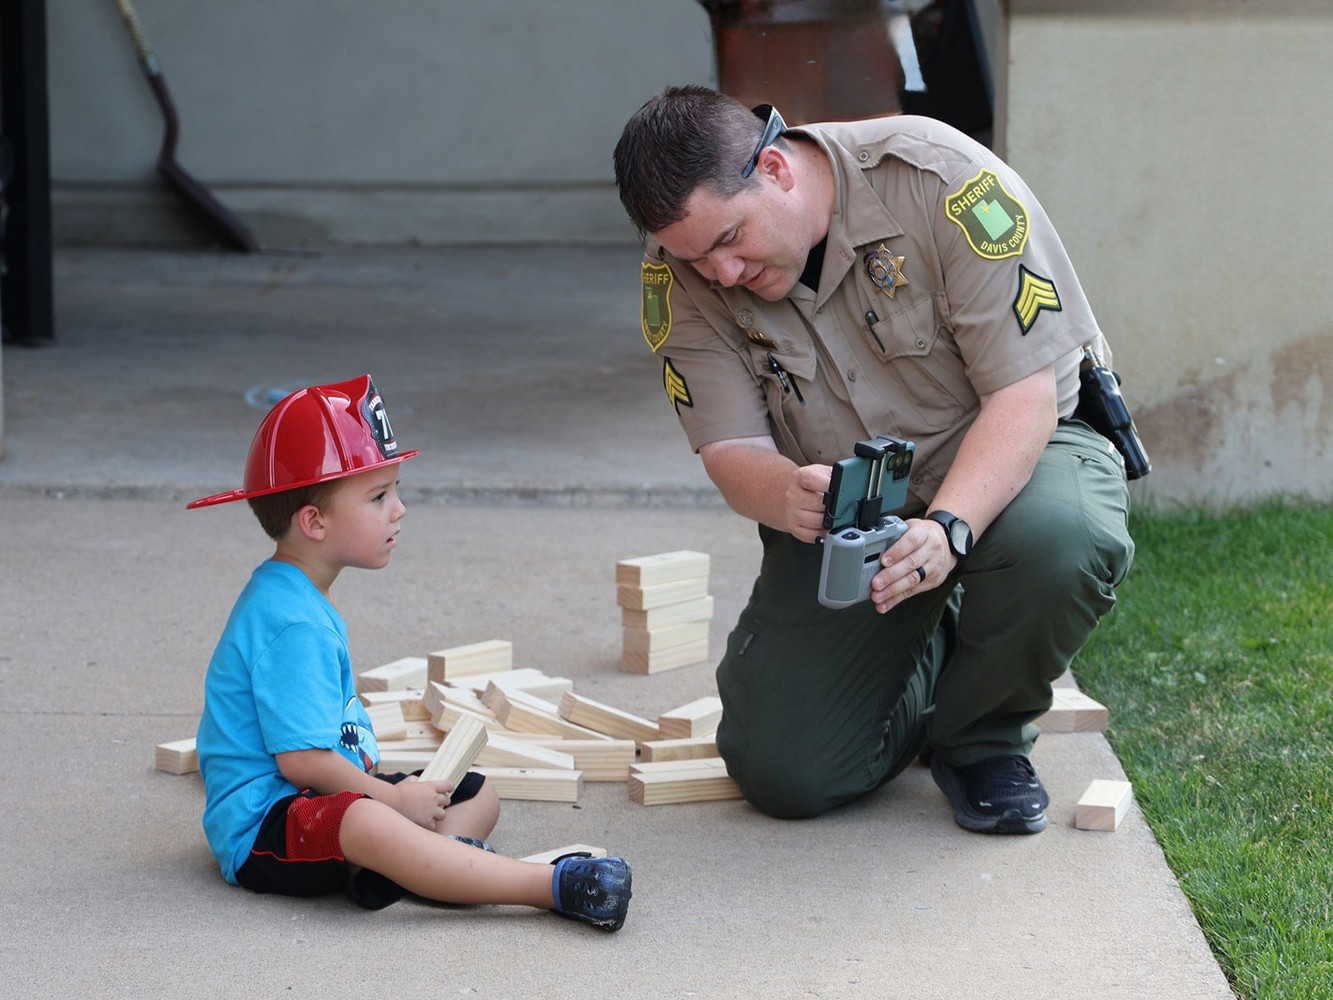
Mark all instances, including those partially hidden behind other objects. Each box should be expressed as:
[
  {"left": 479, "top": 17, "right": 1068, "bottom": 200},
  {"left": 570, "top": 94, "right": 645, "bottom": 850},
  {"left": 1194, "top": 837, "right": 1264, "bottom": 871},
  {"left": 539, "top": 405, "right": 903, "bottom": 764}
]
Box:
[
  {"left": 154, "top": 737, "right": 198, "bottom": 775},
  {"left": 557, "top": 691, "right": 661, "bottom": 744},
  {"left": 375, "top": 731, "right": 444, "bottom": 753},
  {"left": 419, "top": 714, "right": 489, "bottom": 785},
  {"left": 622, "top": 595, "right": 715, "bottom": 630},
  {"left": 360, "top": 688, "right": 430, "bottom": 721},
  {"left": 431, "top": 701, "right": 505, "bottom": 734},
  {"left": 478, "top": 674, "right": 574, "bottom": 712},
  {"left": 615, "top": 550, "right": 710, "bottom": 588},
  {"left": 1037, "top": 687, "right": 1109, "bottom": 733},
  {"left": 475, "top": 767, "right": 583, "bottom": 802},
  {"left": 621, "top": 637, "right": 710, "bottom": 675},
  {"left": 519, "top": 844, "right": 608, "bottom": 864},
  {"left": 450, "top": 667, "right": 553, "bottom": 696},
  {"left": 476, "top": 732, "right": 577, "bottom": 770},
  {"left": 639, "top": 735, "right": 719, "bottom": 763},
  {"left": 622, "top": 619, "right": 710, "bottom": 658},
  {"left": 423, "top": 681, "right": 500, "bottom": 728},
  {"left": 365, "top": 702, "right": 408, "bottom": 742},
  {"left": 377, "top": 749, "right": 436, "bottom": 774},
  {"left": 628, "top": 758, "right": 741, "bottom": 805},
  {"left": 658, "top": 695, "right": 723, "bottom": 740},
  {"left": 356, "top": 656, "right": 428, "bottom": 693},
  {"left": 529, "top": 737, "right": 637, "bottom": 781},
  {"left": 616, "top": 576, "right": 709, "bottom": 611},
  {"left": 427, "top": 639, "right": 513, "bottom": 685},
  {"left": 490, "top": 687, "right": 611, "bottom": 740},
  {"left": 1076, "top": 779, "right": 1133, "bottom": 831}
]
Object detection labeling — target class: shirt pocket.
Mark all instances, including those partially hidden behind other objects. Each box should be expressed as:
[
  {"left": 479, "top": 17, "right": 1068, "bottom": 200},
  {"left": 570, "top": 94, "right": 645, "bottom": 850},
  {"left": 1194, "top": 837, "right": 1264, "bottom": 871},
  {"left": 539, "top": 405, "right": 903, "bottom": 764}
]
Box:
[
  {"left": 745, "top": 339, "right": 820, "bottom": 463},
  {"left": 863, "top": 291, "right": 973, "bottom": 417}
]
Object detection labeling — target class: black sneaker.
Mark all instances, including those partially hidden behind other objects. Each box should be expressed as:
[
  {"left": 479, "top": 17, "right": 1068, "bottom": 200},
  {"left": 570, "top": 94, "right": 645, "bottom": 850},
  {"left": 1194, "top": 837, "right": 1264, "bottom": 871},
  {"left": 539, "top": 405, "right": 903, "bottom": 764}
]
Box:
[
  {"left": 550, "top": 854, "right": 632, "bottom": 932},
  {"left": 447, "top": 835, "right": 496, "bottom": 852},
  {"left": 930, "top": 753, "right": 1049, "bottom": 834}
]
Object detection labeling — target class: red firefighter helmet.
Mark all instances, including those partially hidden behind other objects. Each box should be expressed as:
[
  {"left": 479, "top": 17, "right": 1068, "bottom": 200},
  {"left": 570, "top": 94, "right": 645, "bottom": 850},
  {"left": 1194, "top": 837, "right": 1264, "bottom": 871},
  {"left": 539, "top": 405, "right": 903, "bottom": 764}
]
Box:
[{"left": 187, "top": 374, "right": 419, "bottom": 509}]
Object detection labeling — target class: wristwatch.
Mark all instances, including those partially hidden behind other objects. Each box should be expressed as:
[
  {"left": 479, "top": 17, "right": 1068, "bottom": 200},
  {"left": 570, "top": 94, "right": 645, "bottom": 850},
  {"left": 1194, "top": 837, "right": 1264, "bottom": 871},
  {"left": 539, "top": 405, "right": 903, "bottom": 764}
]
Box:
[{"left": 925, "top": 510, "right": 973, "bottom": 561}]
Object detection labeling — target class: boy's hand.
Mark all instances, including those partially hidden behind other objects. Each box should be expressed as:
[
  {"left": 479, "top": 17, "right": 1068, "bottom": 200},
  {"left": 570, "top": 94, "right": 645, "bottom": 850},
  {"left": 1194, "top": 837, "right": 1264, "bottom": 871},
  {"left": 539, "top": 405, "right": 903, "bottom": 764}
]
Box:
[{"left": 389, "top": 774, "right": 455, "bottom": 829}]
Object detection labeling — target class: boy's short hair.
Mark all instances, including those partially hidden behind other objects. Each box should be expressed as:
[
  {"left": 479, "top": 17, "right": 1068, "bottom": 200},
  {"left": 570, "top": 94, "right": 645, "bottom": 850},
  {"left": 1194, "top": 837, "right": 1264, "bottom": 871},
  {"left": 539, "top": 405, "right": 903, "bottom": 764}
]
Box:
[{"left": 247, "top": 479, "right": 341, "bottom": 540}]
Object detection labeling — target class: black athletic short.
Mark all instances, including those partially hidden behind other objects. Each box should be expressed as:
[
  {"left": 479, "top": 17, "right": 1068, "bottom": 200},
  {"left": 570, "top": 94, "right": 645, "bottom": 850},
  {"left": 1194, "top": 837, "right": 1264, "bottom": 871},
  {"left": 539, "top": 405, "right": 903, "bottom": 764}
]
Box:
[{"left": 235, "top": 770, "right": 486, "bottom": 909}]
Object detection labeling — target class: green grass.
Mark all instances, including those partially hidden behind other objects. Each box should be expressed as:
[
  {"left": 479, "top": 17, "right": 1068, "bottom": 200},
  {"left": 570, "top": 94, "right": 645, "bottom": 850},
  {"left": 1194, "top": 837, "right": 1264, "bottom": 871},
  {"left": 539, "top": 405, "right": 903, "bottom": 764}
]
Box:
[{"left": 1073, "top": 499, "right": 1333, "bottom": 1000}]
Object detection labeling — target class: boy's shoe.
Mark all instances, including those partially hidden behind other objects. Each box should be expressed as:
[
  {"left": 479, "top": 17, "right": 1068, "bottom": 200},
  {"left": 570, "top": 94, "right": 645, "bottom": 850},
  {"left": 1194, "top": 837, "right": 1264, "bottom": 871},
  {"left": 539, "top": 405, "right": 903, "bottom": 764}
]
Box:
[
  {"left": 930, "top": 753, "right": 1049, "bottom": 834},
  {"left": 448, "top": 835, "right": 496, "bottom": 852},
  {"left": 550, "top": 853, "right": 632, "bottom": 931}
]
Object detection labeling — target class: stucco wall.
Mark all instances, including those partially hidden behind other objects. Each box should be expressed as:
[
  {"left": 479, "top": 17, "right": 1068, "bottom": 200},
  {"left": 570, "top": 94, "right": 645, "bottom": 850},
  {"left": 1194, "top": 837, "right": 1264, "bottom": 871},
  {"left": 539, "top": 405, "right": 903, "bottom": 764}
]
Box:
[{"left": 1006, "top": 1, "right": 1333, "bottom": 504}]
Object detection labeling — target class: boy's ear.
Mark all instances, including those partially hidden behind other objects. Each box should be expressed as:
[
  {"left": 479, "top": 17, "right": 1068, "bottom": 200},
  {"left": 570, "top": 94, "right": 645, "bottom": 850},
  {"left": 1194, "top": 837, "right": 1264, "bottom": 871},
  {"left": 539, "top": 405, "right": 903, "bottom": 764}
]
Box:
[{"left": 293, "top": 503, "right": 327, "bottom": 541}]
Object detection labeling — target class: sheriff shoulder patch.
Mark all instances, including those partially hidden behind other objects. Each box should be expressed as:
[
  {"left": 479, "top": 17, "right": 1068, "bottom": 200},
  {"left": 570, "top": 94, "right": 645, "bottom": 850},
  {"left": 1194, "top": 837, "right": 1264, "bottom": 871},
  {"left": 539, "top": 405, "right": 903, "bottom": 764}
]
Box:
[
  {"left": 663, "top": 357, "right": 693, "bottom": 412},
  {"left": 1012, "top": 265, "right": 1061, "bottom": 334},
  {"left": 945, "top": 169, "right": 1029, "bottom": 260},
  {"left": 641, "top": 262, "right": 674, "bottom": 352}
]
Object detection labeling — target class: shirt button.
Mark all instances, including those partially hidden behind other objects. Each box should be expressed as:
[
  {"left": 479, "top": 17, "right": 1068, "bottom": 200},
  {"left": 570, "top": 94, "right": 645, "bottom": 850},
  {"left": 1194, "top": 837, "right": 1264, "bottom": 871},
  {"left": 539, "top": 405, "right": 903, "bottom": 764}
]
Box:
[
  {"left": 857, "top": 151, "right": 869, "bottom": 162},
  {"left": 847, "top": 369, "right": 858, "bottom": 382},
  {"left": 915, "top": 337, "right": 926, "bottom": 349}
]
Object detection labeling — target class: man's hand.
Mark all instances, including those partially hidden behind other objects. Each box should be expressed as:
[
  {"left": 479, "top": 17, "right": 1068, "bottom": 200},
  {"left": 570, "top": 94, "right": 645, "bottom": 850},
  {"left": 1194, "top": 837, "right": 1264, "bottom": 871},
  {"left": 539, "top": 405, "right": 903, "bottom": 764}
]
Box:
[
  {"left": 699, "top": 436, "right": 832, "bottom": 542},
  {"left": 868, "top": 516, "right": 955, "bottom": 614}
]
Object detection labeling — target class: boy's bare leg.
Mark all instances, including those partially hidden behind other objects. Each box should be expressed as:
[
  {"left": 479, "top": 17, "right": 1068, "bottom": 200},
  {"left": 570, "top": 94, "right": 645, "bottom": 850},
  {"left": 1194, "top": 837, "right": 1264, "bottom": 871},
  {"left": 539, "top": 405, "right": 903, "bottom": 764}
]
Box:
[
  {"left": 434, "top": 780, "right": 501, "bottom": 841},
  {"left": 339, "top": 797, "right": 554, "bottom": 907}
]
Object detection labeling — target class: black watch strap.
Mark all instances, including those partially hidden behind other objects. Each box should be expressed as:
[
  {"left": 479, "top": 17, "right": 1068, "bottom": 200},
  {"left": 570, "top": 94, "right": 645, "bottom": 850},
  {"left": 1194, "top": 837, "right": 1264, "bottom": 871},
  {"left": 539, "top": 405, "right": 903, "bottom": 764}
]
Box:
[{"left": 925, "top": 510, "right": 973, "bottom": 560}]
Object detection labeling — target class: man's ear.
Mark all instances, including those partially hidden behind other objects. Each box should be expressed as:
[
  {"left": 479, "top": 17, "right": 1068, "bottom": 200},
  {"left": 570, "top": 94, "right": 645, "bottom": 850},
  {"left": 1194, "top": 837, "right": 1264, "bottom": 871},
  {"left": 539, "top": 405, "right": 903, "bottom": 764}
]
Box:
[
  {"left": 755, "top": 145, "right": 796, "bottom": 191},
  {"left": 294, "top": 503, "right": 327, "bottom": 541}
]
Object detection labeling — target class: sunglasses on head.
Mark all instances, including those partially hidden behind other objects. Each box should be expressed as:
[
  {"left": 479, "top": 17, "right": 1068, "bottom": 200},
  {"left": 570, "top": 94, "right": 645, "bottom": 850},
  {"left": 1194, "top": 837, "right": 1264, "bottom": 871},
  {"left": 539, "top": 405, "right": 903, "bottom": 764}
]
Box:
[{"left": 741, "top": 104, "right": 788, "bottom": 179}]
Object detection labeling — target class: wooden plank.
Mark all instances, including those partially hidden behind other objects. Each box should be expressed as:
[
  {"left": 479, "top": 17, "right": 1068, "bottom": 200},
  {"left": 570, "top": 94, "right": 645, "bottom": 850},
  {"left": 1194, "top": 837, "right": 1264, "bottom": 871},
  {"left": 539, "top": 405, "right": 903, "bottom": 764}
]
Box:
[
  {"left": 475, "top": 767, "right": 583, "bottom": 802},
  {"left": 154, "top": 737, "right": 198, "bottom": 775},
  {"left": 622, "top": 595, "right": 715, "bottom": 631},
  {"left": 621, "top": 636, "right": 710, "bottom": 675},
  {"left": 528, "top": 737, "right": 637, "bottom": 781},
  {"left": 1076, "top": 779, "right": 1133, "bottom": 831},
  {"left": 616, "top": 576, "right": 709, "bottom": 611},
  {"left": 639, "top": 735, "right": 719, "bottom": 763},
  {"left": 356, "top": 655, "right": 428, "bottom": 693},
  {"left": 628, "top": 758, "right": 741, "bottom": 805},
  {"left": 615, "top": 550, "right": 710, "bottom": 587},
  {"left": 375, "top": 732, "right": 444, "bottom": 753},
  {"left": 475, "top": 732, "right": 577, "bottom": 770},
  {"left": 418, "top": 714, "right": 489, "bottom": 785},
  {"left": 450, "top": 667, "right": 553, "bottom": 695},
  {"left": 1037, "top": 687, "right": 1109, "bottom": 733},
  {"left": 377, "top": 749, "right": 435, "bottom": 774},
  {"left": 365, "top": 701, "right": 408, "bottom": 742},
  {"left": 658, "top": 695, "right": 723, "bottom": 739},
  {"left": 478, "top": 674, "right": 574, "bottom": 713},
  {"left": 427, "top": 639, "right": 513, "bottom": 685},
  {"left": 558, "top": 691, "right": 661, "bottom": 744},
  {"left": 622, "top": 619, "right": 710, "bottom": 658},
  {"left": 360, "top": 687, "right": 430, "bottom": 721},
  {"left": 519, "top": 843, "right": 608, "bottom": 864},
  {"left": 490, "top": 687, "right": 611, "bottom": 740}
]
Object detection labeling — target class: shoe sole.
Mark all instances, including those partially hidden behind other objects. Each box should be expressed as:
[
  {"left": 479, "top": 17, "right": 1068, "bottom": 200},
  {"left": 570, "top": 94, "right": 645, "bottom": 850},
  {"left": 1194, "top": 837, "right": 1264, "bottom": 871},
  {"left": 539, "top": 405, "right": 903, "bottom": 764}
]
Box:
[{"left": 930, "top": 757, "right": 1047, "bottom": 835}]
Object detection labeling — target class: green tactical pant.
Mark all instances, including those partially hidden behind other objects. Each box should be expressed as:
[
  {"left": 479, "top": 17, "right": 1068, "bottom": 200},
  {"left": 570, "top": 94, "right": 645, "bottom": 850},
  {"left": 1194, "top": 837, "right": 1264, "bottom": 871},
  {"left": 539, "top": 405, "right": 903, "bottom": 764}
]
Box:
[{"left": 714, "top": 419, "right": 1135, "bottom": 819}]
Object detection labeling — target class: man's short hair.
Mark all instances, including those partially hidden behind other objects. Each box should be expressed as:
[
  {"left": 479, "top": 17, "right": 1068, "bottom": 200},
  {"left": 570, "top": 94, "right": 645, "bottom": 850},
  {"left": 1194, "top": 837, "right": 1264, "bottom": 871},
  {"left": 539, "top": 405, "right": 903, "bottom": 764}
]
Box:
[
  {"left": 247, "top": 479, "right": 341, "bottom": 540},
  {"left": 613, "top": 85, "right": 771, "bottom": 238}
]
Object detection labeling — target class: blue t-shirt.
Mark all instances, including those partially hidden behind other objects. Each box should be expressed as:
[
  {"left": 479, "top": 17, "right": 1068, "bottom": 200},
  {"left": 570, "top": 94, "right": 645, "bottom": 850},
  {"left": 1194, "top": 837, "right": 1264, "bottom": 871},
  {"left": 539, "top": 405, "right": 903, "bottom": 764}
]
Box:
[{"left": 197, "top": 560, "right": 380, "bottom": 883}]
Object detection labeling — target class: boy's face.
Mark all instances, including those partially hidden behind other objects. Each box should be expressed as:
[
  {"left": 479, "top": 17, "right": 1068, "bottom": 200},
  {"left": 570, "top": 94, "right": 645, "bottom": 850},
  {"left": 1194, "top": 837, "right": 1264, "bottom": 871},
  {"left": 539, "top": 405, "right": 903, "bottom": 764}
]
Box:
[{"left": 318, "top": 466, "right": 407, "bottom": 571}]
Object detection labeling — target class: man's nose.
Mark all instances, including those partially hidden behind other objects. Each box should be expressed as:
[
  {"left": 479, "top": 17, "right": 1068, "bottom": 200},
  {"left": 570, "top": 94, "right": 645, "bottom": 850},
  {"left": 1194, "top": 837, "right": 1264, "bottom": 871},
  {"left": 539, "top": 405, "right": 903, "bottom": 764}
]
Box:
[{"left": 712, "top": 254, "right": 746, "bottom": 287}]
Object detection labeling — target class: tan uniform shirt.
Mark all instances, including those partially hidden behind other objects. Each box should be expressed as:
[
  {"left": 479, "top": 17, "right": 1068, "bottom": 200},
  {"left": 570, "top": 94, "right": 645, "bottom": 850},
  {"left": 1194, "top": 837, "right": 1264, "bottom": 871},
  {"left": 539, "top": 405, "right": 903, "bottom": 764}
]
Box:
[{"left": 639, "top": 114, "right": 1109, "bottom": 510}]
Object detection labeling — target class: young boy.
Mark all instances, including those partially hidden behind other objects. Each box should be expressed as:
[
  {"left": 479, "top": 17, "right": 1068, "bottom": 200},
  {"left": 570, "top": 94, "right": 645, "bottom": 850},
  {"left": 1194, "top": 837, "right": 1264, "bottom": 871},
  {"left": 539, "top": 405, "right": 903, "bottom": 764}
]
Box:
[{"left": 188, "top": 374, "right": 631, "bottom": 930}]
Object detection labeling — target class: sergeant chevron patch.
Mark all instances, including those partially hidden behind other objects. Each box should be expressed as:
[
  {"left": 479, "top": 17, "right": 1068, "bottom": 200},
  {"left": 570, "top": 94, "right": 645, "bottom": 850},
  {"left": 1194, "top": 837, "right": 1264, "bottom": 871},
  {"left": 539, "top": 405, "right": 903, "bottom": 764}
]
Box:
[
  {"left": 663, "top": 357, "right": 693, "bottom": 411},
  {"left": 1012, "top": 265, "right": 1061, "bottom": 334}
]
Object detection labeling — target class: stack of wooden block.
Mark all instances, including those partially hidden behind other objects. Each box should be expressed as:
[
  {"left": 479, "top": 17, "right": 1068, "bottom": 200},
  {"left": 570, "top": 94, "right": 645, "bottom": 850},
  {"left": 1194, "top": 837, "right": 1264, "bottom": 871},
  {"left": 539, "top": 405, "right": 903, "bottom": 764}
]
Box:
[{"left": 616, "top": 550, "right": 713, "bottom": 674}]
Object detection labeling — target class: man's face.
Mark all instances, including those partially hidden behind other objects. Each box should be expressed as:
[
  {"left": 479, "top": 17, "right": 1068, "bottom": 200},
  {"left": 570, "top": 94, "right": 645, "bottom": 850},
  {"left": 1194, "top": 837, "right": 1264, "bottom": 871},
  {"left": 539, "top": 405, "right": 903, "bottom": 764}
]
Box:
[{"left": 653, "top": 174, "right": 810, "bottom": 302}]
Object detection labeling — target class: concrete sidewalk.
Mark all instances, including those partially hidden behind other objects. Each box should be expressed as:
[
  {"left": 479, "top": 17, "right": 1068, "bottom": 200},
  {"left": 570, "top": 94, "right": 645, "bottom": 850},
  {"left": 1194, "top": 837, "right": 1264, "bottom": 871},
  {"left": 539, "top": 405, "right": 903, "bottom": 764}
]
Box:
[{"left": 0, "top": 248, "right": 1235, "bottom": 998}]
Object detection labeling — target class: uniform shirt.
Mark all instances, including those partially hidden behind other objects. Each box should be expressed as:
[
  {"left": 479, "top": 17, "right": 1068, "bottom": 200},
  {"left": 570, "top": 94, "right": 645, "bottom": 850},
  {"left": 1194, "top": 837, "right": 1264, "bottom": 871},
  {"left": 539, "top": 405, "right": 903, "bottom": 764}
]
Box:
[
  {"left": 639, "top": 114, "right": 1110, "bottom": 511},
  {"left": 197, "top": 560, "right": 380, "bottom": 884}
]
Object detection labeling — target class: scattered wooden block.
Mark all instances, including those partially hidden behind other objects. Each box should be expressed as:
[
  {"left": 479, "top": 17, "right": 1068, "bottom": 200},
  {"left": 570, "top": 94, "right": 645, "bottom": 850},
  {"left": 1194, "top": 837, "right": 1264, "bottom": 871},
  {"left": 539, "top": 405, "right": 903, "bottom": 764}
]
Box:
[
  {"left": 616, "top": 576, "right": 709, "bottom": 611},
  {"left": 529, "top": 737, "right": 637, "bottom": 781},
  {"left": 1076, "top": 779, "right": 1133, "bottom": 831},
  {"left": 356, "top": 656, "right": 428, "bottom": 693},
  {"left": 478, "top": 674, "right": 574, "bottom": 713},
  {"left": 557, "top": 691, "right": 661, "bottom": 744},
  {"left": 375, "top": 730, "right": 444, "bottom": 753},
  {"left": 622, "top": 595, "right": 714, "bottom": 631},
  {"left": 623, "top": 619, "right": 710, "bottom": 658},
  {"left": 360, "top": 687, "right": 430, "bottom": 721},
  {"left": 365, "top": 701, "right": 408, "bottom": 742},
  {"left": 622, "top": 595, "right": 715, "bottom": 631},
  {"left": 155, "top": 737, "right": 198, "bottom": 775},
  {"left": 377, "top": 749, "right": 436, "bottom": 774},
  {"left": 658, "top": 696, "right": 723, "bottom": 739},
  {"left": 639, "top": 735, "right": 719, "bottom": 763},
  {"left": 452, "top": 667, "right": 555, "bottom": 696},
  {"left": 519, "top": 843, "right": 608, "bottom": 865},
  {"left": 1038, "top": 687, "right": 1109, "bottom": 733},
  {"left": 616, "top": 550, "right": 710, "bottom": 588},
  {"left": 427, "top": 639, "right": 513, "bottom": 685},
  {"left": 475, "top": 733, "right": 577, "bottom": 771},
  {"left": 419, "top": 714, "right": 489, "bottom": 785},
  {"left": 628, "top": 757, "right": 741, "bottom": 805},
  {"left": 490, "top": 687, "right": 610, "bottom": 740},
  {"left": 621, "top": 637, "right": 710, "bottom": 675},
  {"left": 476, "top": 767, "right": 583, "bottom": 802}
]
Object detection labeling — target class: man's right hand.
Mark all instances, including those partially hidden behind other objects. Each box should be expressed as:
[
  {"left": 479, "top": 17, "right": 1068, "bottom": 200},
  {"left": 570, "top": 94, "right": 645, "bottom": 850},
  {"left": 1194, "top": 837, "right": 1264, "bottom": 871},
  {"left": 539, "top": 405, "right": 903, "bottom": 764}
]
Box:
[{"left": 699, "top": 435, "right": 831, "bottom": 543}]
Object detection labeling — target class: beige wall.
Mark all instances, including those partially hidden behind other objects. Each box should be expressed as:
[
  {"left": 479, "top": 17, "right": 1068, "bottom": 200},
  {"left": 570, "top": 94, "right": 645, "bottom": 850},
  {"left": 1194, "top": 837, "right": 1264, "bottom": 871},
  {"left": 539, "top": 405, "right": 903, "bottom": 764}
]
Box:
[{"left": 1006, "top": 1, "right": 1333, "bottom": 504}]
